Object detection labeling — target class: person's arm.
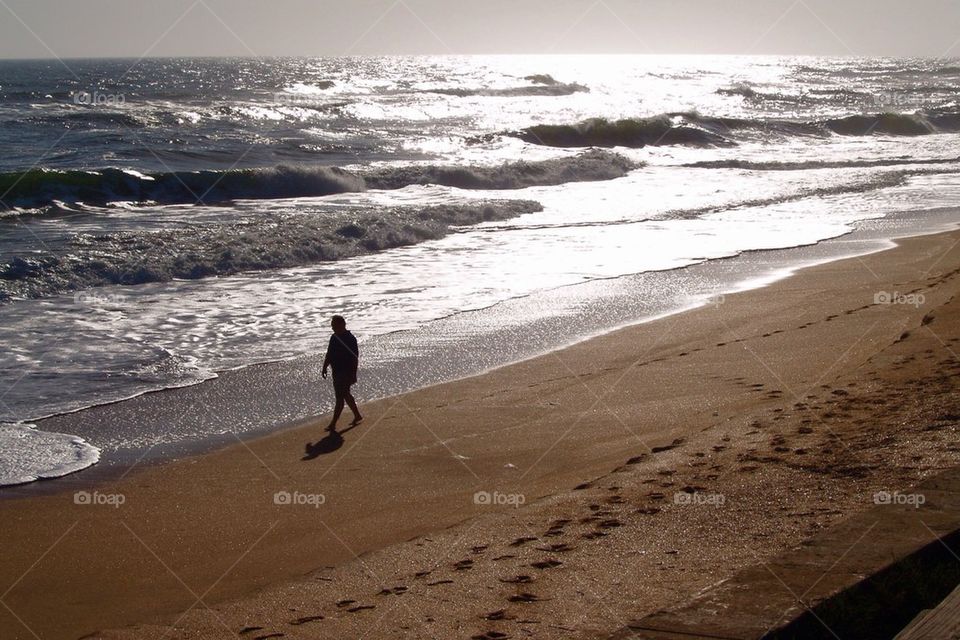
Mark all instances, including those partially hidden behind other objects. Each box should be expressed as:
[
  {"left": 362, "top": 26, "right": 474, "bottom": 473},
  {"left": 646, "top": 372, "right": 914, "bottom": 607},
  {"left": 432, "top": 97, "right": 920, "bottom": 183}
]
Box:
[{"left": 322, "top": 337, "right": 332, "bottom": 378}]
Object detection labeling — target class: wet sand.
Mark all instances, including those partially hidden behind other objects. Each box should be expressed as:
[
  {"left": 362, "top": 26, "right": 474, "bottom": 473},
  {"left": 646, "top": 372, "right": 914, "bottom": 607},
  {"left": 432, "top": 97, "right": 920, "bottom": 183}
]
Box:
[{"left": 2, "top": 227, "right": 959, "bottom": 640}]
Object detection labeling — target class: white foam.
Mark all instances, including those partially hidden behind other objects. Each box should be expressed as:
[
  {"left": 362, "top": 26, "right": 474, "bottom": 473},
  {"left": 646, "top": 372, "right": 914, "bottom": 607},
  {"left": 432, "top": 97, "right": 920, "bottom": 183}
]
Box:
[{"left": 0, "top": 423, "right": 100, "bottom": 487}]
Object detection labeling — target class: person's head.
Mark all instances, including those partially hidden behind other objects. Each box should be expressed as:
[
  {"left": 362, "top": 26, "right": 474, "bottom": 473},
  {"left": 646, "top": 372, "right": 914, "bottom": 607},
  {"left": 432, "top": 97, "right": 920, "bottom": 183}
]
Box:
[{"left": 331, "top": 315, "right": 346, "bottom": 334}]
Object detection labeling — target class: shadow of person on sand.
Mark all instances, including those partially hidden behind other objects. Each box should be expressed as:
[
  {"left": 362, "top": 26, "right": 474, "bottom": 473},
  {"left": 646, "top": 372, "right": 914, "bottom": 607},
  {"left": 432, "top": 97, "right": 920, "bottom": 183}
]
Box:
[{"left": 303, "top": 424, "right": 357, "bottom": 460}]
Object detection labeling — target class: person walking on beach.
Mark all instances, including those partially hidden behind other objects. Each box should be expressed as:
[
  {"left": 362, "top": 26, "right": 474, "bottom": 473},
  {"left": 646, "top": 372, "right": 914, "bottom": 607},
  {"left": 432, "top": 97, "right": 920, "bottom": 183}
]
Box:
[{"left": 322, "top": 315, "right": 362, "bottom": 430}]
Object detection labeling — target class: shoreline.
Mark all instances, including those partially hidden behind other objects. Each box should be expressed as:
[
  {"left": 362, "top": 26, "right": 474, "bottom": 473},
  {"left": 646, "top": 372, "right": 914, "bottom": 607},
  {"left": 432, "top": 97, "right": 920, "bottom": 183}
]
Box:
[
  {"left": 8, "top": 205, "right": 959, "bottom": 495},
  {"left": 1, "top": 223, "right": 959, "bottom": 639}
]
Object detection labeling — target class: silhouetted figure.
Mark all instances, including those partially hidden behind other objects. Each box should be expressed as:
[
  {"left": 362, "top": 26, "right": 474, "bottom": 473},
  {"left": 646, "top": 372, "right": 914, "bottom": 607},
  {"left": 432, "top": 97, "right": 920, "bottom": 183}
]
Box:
[{"left": 322, "top": 315, "right": 362, "bottom": 430}]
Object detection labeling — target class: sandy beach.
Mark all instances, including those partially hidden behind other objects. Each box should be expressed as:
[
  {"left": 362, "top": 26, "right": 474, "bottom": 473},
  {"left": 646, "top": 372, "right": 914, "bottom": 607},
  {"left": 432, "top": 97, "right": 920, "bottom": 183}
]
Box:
[{"left": 2, "top": 226, "right": 959, "bottom": 640}]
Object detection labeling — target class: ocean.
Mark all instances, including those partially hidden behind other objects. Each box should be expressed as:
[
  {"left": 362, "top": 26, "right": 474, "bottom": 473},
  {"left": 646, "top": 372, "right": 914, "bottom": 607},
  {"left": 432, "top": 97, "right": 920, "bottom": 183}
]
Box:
[{"left": 2, "top": 54, "right": 960, "bottom": 486}]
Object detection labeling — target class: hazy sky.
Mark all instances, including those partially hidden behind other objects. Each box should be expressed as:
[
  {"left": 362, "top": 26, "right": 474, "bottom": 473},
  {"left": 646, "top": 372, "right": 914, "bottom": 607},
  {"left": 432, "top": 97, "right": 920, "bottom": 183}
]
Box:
[{"left": 1, "top": 0, "right": 958, "bottom": 59}]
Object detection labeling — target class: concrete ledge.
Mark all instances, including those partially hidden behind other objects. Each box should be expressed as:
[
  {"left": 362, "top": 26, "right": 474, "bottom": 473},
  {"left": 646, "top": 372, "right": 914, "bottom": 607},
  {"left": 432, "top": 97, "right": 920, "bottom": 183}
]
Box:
[{"left": 610, "top": 468, "right": 960, "bottom": 640}]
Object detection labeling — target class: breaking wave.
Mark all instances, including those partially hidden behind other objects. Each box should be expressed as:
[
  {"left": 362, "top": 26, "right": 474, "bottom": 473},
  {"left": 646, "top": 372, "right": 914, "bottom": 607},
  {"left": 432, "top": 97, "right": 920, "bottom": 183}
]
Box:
[
  {"left": 511, "top": 115, "right": 733, "bottom": 148},
  {"left": 365, "top": 149, "right": 636, "bottom": 190},
  {"left": 509, "top": 109, "right": 960, "bottom": 148},
  {"left": 0, "top": 200, "right": 543, "bottom": 301},
  {"left": 0, "top": 150, "right": 635, "bottom": 212}
]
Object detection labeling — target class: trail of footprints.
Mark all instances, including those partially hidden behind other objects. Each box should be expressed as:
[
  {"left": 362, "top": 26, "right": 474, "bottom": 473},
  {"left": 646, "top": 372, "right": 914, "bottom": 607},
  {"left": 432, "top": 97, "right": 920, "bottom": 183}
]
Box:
[
  {"left": 234, "top": 301, "right": 960, "bottom": 638},
  {"left": 231, "top": 434, "right": 706, "bottom": 639},
  {"left": 236, "top": 380, "right": 905, "bottom": 639}
]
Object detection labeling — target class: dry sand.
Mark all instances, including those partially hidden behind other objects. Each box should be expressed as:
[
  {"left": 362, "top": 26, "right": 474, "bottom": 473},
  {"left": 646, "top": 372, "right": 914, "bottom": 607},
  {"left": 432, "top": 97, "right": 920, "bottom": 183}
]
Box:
[{"left": 2, "top": 228, "right": 959, "bottom": 640}]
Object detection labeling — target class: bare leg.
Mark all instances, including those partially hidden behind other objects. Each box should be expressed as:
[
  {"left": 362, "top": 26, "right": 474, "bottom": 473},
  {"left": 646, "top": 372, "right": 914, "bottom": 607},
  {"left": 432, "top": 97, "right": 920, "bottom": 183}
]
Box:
[
  {"left": 328, "top": 388, "right": 345, "bottom": 430},
  {"left": 345, "top": 390, "right": 362, "bottom": 424}
]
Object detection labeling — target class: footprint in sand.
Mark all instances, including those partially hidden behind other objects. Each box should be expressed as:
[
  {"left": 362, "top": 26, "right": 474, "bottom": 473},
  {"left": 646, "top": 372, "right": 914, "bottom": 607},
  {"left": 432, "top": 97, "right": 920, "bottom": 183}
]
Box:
[
  {"left": 535, "top": 542, "right": 574, "bottom": 553},
  {"left": 510, "top": 536, "right": 538, "bottom": 547},
  {"left": 483, "top": 609, "right": 516, "bottom": 620},
  {"left": 544, "top": 519, "right": 570, "bottom": 536},
  {"left": 427, "top": 579, "right": 454, "bottom": 586},
  {"left": 508, "top": 592, "right": 543, "bottom": 603},
  {"left": 347, "top": 605, "right": 375, "bottom": 613},
  {"left": 530, "top": 558, "right": 563, "bottom": 569},
  {"left": 239, "top": 627, "right": 264, "bottom": 635},
  {"left": 253, "top": 634, "right": 284, "bottom": 640},
  {"left": 499, "top": 575, "right": 534, "bottom": 584},
  {"left": 289, "top": 615, "right": 324, "bottom": 625},
  {"left": 335, "top": 599, "right": 356, "bottom": 608},
  {"left": 582, "top": 530, "right": 608, "bottom": 539},
  {"left": 636, "top": 507, "right": 661, "bottom": 515},
  {"left": 377, "top": 586, "right": 408, "bottom": 596},
  {"left": 455, "top": 559, "right": 474, "bottom": 570},
  {"left": 472, "top": 631, "right": 511, "bottom": 639},
  {"left": 651, "top": 438, "right": 686, "bottom": 453}
]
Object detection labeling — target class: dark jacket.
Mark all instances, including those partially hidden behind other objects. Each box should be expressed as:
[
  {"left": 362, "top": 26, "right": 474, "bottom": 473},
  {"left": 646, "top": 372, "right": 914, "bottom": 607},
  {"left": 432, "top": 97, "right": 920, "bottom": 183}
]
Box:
[{"left": 325, "top": 330, "right": 359, "bottom": 383}]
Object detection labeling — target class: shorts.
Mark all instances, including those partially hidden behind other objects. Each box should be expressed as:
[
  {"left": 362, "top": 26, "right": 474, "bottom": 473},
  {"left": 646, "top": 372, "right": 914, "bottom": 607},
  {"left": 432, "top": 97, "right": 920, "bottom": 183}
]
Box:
[{"left": 332, "top": 372, "right": 356, "bottom": 396}]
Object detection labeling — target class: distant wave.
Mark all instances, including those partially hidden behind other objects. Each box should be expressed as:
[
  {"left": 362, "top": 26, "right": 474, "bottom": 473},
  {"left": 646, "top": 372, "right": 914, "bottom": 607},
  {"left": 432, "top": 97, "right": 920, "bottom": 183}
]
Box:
[
  {"left": 423, "top": 81, "right": 589, "bottom": 98},
  {"left": 281, "top": 80, "right": 336, "bottom": 92},
  {"left": 0, "top": 200, "right": 543, "bottom": 301},
  {"left": 824, "top": 113, "right": 936, "bottom": 136},
  {"left": 365, "top": 150, "right": 636, "bottom": 190},
  {"left": 523, "top": 74, "right": 561, "bottom": 85},
  {"left": 422, "top": 73, "right": 587, "bottom": 97},
  {"left": 0, "top": 166, "right": 364, "bottom": 211},
  {"left": 716, "top": 82, "right": 759, "bottom": 98},
  {"left": 508, "top": 109, "right": 960, "bottom": 148},
  {"left": 510, "top": 116, "right": 734, "bottom": 148},
  {"left": 794, "top": 63, "right": 960, "bottom": 83},
  {"left": 0, "top": 151, "right": 635, "bottom": 212},
  {"left": 683, "top": 156, "right": 960, "bottom": 171}
]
